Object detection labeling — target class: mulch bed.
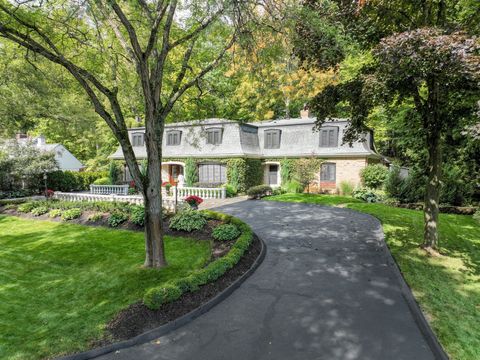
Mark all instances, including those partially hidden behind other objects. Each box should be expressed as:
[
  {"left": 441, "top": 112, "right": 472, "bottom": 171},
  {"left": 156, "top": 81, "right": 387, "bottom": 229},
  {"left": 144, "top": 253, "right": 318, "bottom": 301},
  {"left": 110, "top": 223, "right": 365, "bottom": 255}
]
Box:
[{"left": 92, "top": 235, "right": 261, "bottom": 347}]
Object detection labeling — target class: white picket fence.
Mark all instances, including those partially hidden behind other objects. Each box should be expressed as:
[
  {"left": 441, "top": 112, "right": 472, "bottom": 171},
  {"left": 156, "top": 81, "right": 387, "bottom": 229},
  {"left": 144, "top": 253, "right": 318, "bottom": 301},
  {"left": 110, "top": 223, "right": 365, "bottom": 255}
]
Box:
[
  {"left": 90, "top": 185, "right": 129, "bottom": 196},
  {"left": 54, "top": 192, "right": 178, "bottom": 212},
  {"left": 176, "top": 186, "right": 226, "bottom": 199}
]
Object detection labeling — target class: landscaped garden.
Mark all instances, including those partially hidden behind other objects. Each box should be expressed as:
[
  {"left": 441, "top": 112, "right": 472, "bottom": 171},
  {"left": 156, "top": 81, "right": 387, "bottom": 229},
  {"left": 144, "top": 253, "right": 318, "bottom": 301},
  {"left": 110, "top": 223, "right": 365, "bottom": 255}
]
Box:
[
  {"left": 0, "top": 200, "right": 259, "bottom": 360},
  {"left": 265, "top": 192, "right": 480, "bottom": 360}
]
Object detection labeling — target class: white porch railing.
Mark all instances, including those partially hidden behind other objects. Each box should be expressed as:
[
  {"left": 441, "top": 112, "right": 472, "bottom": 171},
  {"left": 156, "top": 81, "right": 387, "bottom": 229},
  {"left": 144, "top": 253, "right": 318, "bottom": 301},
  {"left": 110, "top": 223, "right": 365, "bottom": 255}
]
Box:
[
  {"left": 54, "top": 192, "right": 178, "bottom": 212},
  {"left": 176, "top": 186, "right": 226, "bottom": 199},
  {"left": 90, "top": 184, "right": 129, "bottom": 196}
]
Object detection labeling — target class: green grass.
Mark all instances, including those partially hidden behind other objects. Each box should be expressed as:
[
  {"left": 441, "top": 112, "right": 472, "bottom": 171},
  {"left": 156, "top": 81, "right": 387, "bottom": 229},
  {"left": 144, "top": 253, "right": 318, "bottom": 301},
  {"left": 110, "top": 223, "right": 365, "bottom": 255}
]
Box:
[
  {"left": 264, "top": 193, "right": 480, "bottom": 360},
  {"left": 347, "top": 203, "right": 480, "bottom": 360},
  {"left": 265, "top": 193, "right": 363, "bottom": 206},
  {"left": 0, "top": 215, "right": 211, "bottom": 360}
]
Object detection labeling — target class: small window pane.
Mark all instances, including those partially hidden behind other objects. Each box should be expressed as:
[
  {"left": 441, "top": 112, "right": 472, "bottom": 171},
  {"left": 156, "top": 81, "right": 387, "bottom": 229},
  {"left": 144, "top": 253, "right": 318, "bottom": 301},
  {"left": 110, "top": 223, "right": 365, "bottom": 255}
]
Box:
[
  {"left": 206, "top": 128, "right": 222, "bottom": 145},
  {"left": 132, "top": 133, "right": 144, "bottom": 147},
  {"left": 319, "top": 127, "right": 338, "bottom": 147},
  {"left": 198, "top": 163, "right": 226, "bottom": 184}
]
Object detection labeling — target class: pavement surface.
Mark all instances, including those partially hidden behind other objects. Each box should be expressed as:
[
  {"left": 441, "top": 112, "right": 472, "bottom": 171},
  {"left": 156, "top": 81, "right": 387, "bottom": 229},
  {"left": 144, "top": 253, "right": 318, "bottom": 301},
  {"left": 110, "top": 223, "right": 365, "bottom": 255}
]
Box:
[{"left": 97, "top": 200, "right": 435, "bottom": 360}]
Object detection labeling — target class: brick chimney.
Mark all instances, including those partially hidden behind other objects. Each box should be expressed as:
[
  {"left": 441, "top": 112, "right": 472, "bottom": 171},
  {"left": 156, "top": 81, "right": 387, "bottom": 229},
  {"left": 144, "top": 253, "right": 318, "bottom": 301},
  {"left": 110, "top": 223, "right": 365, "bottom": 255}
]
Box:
[{"left": 300, "top": 104, "right": 310, "bottom": 119}]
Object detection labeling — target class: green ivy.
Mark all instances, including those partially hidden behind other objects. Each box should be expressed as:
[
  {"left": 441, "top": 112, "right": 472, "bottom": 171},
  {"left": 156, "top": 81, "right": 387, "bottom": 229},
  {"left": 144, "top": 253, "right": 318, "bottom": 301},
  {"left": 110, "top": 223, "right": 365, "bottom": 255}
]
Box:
[
  {"left": 184, "top": 158, "right": 198, "bottom": 187},
  {"left": 280, "top": 158, "right": 294, "bottom": 184}
]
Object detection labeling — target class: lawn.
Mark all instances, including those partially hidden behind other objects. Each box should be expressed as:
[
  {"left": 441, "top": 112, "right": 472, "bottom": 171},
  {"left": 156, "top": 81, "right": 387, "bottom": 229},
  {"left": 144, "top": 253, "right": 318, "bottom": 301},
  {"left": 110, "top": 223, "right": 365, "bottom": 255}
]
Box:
[
  {"left": 265, "top": 193, "right": 480, "bottom": 360},
  {"left": 0, "top": 215, "right": 211, "bottom": 360},
  {"left": 265, "top": 193, "right": 363, "bottom": 206}
]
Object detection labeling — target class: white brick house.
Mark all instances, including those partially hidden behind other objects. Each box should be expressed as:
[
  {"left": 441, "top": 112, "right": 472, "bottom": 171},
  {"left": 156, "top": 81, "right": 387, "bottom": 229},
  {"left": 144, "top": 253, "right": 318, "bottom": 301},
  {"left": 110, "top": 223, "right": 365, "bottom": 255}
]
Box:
[{"left": 109, "top": 114, "right": 382, "bottom": 192}]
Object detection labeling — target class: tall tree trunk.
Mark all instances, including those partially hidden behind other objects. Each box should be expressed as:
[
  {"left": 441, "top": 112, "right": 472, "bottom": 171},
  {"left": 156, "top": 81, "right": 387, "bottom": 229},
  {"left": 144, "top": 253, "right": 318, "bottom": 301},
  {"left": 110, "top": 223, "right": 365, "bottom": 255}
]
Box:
[
  {"left": 423, "top": 77, "right": 442, "bottom": 250},
  {"left": 142, "top": 117, "right": 167, "bottom": 268},
  {"left": 423, "top": 132, "right": 442, "bottom": 249}
]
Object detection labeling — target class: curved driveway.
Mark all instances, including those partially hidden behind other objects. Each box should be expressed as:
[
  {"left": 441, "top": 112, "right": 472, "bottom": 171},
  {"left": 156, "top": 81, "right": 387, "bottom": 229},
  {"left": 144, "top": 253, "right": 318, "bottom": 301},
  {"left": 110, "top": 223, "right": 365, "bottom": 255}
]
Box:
[{"left": 98, "top": 201, "right": 435, "bottom": 360}]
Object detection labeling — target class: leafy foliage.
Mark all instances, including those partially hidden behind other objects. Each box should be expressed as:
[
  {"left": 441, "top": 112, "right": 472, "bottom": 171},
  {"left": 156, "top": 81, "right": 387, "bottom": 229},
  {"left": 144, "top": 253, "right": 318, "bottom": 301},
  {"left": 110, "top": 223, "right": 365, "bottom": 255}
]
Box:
[
  {"left": 31, "top": 206, "right": 48, "bottom": 216},
  {"left": 144, "top": 284, "right": 183, "bottom": 310},
  {"left": 61, "top": 208, "right": 82, "bottom": 221},
  {"left": 108, "top": 162, "right": 121, "bottom": 185},
  {"left": 339, "top": 181, "right": 354, "bottom": 196},
  {"left": 294, "top": 158, "right": 322, "bottom": 191},
  {"left": 212, "top": 224, "right": 241, "bottom": 242},
  {"left": 129, "top": 206, "right": 145, "bottom": 227},
  {"left": 87, "top": 212, "right": 103, "bottom": 222},
  {"left": 184, "top": 158, "right": 198, "bottom": 187},
  {"left": 48, "top": 209, "right": 62, "bottom": 218},
  {"left": 280, "top": 158, "right": 295, "bottom": 185},
  {"left": 360, "top": 164, "right": 389, "bottom": 189},
  {"left": 108, "top": 211, "right": 128, "bottom": 227},
  {"left": 352, "top": 187, "right": 384, "bottom": 203},
  {"left": 282, "top": 180, "right": 304, "bottom": 194},
  {"left": 17, "top": 202, "right": 37, "bottom": 213},
  {"left": 169, "top": 210, "right": 207, "bottom": 232}
]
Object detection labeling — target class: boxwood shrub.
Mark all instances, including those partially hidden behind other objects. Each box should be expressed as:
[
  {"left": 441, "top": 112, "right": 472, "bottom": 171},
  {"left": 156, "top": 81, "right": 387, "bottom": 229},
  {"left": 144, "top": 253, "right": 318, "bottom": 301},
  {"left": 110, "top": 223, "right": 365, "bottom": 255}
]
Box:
[{"left": 144, "top": 210, "right": 255, "bottom": 310}]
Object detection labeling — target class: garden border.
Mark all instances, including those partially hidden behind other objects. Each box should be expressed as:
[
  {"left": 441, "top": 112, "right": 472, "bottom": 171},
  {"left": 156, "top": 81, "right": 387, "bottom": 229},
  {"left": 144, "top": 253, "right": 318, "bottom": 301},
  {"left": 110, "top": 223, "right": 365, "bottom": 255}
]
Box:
[{"left": 57, "top": 234, "right": 266, "bottom": 360}]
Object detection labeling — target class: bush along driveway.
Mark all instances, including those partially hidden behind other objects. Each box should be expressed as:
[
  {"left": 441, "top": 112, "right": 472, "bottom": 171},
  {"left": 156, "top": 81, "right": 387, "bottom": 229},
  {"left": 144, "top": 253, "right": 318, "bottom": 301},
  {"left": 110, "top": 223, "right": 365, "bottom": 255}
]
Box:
[{"left": 96, "top": 200, "right": 437, "bottom": 360}]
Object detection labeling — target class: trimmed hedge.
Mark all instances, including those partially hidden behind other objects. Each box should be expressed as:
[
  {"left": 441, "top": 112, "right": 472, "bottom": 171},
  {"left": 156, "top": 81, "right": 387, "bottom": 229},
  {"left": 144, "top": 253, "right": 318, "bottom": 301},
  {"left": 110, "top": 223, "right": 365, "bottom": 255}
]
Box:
[
  {"left": 246, "top": 185, "right": 272, "bottom": 199},
  {"left": 143, "top": 210, "right": 255, "bottom": 310},
  {"left": 46, "top": 171, "right": 107, "bottom": 192}
]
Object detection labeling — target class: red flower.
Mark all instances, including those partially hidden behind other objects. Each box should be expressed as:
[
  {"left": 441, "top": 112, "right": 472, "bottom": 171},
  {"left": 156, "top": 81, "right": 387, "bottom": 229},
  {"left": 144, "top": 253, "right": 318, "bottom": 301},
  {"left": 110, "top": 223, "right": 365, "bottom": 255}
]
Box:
[
  {"left": 184, "top": 195, "right": 203, "bottom": 205},
  {"left": 129, "top": 180, "right": 135, "bottom": 188},
  {"left": 45, "top": 189, "right": 54, "bottom": 198}
]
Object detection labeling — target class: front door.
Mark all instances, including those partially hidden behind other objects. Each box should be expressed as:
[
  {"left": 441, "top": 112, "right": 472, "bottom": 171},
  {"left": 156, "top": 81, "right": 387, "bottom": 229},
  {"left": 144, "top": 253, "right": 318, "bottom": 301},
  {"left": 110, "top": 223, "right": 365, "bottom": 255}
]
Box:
[
  {"left": 268, "top": 164, "right": 279, "bottom": 186},
  {"left": 169, "top": 165, "right": 183, "bottom": 184}
]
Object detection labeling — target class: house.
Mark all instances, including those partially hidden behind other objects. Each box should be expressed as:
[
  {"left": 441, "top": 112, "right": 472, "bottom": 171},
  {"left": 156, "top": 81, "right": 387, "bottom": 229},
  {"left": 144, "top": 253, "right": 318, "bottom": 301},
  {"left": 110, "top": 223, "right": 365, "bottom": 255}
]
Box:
[
  {"left": 16, "top": 134, "right": 84, "bottom": 172},
  {"left": 109, "top": 111, "right": 382, "bottom": 192}
]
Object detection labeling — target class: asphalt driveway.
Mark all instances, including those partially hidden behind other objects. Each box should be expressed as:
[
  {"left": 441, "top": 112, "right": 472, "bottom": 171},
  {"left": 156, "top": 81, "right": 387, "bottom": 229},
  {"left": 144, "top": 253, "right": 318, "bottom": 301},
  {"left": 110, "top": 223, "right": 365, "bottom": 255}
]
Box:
[{"left": 97, "top": 201, "right": 435, "bottom": 360}]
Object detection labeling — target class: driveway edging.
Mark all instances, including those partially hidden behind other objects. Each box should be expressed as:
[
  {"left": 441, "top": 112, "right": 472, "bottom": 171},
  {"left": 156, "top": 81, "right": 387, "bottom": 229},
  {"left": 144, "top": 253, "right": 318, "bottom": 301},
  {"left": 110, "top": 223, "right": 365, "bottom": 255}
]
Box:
[
  {"left": 374, "top": 219, "right": 450, "bottom": 360},
  {"left": 57, "top": 236, "right": 266, "bottom": 360}
]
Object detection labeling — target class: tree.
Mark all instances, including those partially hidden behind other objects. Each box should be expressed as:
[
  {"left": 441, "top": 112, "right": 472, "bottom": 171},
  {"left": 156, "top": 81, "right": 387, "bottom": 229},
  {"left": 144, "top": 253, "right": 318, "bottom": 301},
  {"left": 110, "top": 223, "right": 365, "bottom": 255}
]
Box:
[
  {"left": 0, "top": 0, "right": 255, "bottom": 267},
  {"left": 0, "top": 139, "right": 57, "bottom": 190},
  {"left": 310, "top": 28, "right": 480, "bottom": 249},
  {"left": 294, "top": 157, "right": 322, "bottom": 193}
]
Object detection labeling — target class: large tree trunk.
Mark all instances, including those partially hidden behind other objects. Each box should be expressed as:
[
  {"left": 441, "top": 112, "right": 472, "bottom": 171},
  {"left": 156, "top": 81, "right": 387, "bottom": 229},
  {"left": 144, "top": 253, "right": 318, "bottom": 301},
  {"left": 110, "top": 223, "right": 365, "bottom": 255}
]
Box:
[
  {"left": 423, "top": 78, "right": 442, "bottom": 250},
  {"left": 142, "top": 119, "right": 167, "bottom": 268},
  {"left": 423, "top": 134, "right": 442, "bottom": 249}
]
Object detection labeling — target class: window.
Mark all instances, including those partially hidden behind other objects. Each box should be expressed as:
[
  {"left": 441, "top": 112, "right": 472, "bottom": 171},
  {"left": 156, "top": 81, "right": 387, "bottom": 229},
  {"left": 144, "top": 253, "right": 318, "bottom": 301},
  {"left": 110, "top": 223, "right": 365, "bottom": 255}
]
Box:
[
  {"left": 166, "top": 130, "right": 182, "bottom": 146},
  {"left": 319, "top": 127, "right": 339, "bottom": 147},
  {"left": 198, "top": 163, "right": 226, "bottom": 184},
  {"left": 264, "top": 129, "right": 281, "bottom": 149},
  {"left": 132, "top": 132, "right": 145, "bottom": 147},
  {"left": 206, "top": 128, "right": 223, "bottom": 145},
  {"left": 320, "top": 163, "right": 336, "bottom": 182}
]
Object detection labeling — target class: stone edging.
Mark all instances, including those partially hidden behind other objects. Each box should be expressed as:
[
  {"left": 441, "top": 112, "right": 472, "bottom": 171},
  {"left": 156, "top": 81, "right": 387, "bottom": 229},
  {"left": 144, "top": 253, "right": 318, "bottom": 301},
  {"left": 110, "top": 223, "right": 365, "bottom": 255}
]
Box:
[{"left": 56, "top": 236, "right": 267, "bottom": 360}]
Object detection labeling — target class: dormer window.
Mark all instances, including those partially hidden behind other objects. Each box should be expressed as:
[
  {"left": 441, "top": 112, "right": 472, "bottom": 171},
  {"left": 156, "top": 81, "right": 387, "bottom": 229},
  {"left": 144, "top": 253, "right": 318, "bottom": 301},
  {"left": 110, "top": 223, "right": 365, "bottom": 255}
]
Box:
[
  {"left": 264, "top": 129, "right": 281, "bottom": 149},
  {"left": 132, "top": 132, "right": 145, "bottom": 147},
  {"left": 206, "top": 128, "right": 222, "bottom": 145},
  {"left": 319, "top": 127, "right": 339, "bottom": 147},
  {"left": 166, "top": 130, "right": 182, "bottom": 146}
]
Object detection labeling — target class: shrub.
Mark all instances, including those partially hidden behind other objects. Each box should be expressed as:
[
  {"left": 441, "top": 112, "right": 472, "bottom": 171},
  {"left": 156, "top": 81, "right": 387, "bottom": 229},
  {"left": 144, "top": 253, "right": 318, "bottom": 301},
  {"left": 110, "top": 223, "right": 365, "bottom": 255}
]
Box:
[
  {"left": 280, "top": 158, "right": 295, "bottom": 185},
  {"left": 31, "top": 206, "right": 48, "bottom": 216},
  {"left": 360, "top": 164, "right": 389, "bottom": 189},
  {"left": 88, "top": 212, "right": 103, "bottom": 222},
  {"left": 129, "top": 205, "right": 145, "bottom": 226},
  {"left": 18, "top": 202, "right": 38, "bottom": 213},
  {"left": 282, "top": 180, "right": 304, "bottom": 194},
  {"left": 339, "top": 181, "right": 354, "bottom": 196},
  {"left": 440, "top": 165, "right": 474, "bottom": 206},
  {"left": 48, "top": 209, "right": 62, "bottom": 218},
  {"left": 246, "top": 185, "right": 272, "bottom": 199},
  {"left": 144, "top": 284, "right": 183, "bottom": 310},
  {"left": 184, "top": 195, "right": 203, "bottom": 207},
  {"left": 61, "top": 208, "right": 82, "bottom": 221},
  {"left": 223, "top": 184, "right": 237, "bottom": 198},
  {"left": 108, "top": 161, "right": 121, "bottom": 185},
  {"left": 352, "top": 187, "right": 384, "bottom": 203},
  {"left": 473, "top": 209, "right": 480, "bottom": 224},
  {"left": 385, "top": 166, "right": 404, "bottom": 199},
  {"left": 108, "top": 211, "right": 128, "bottom": 227},
  {"left": 169, "top": 210, "right": 207, "bottom": 232},
  {"left": 93, "top": 177, "right": 110, "bottom": 185},
  {"left": 212, "top": 224, "right": 241, "bottom": 241},
  {"left": 47, "top": 170, "right": 106, "bottom": 191}
]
